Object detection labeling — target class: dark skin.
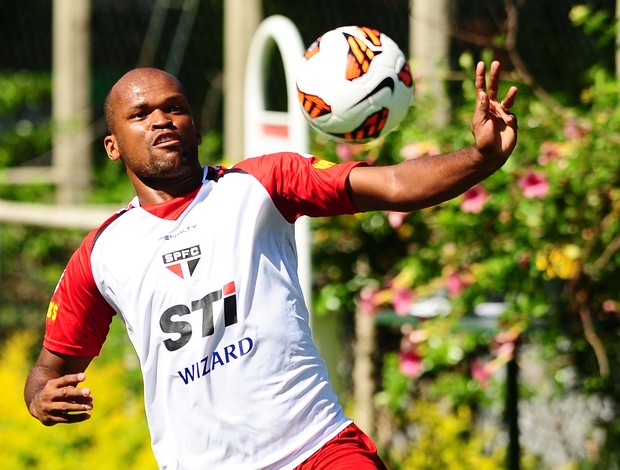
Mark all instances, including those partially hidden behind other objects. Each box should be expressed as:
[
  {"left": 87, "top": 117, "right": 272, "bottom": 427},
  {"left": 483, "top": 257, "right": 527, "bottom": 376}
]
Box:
[
  {"left": 349, "top": 60, "right": 518, "bottom": 211},
  {"left": 25, "top": 62, "right": 517, "bottom": 426},
  {"left": 102, "top": 68, "right": 204, "bottom": 205}
]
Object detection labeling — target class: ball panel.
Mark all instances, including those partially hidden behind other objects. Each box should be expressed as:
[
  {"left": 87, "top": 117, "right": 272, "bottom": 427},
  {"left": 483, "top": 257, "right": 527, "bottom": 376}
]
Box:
[
  {"left": 343, "top": 33, "right": 382, "bottom": 80},
  {"left": 303, "top": 37, "right": 322, "bottom": 60},
  {"left": 356, "top": 27, "right": 382, "bottom": 46},
  {"left": 298, "top": 90, "right": 332, "bottom": 118},
  {"left": 398, "top": 61, "right": 414, "bottom": 88},
  {"left": 337, "top": 107, "right": 389, "bottom": 142}
]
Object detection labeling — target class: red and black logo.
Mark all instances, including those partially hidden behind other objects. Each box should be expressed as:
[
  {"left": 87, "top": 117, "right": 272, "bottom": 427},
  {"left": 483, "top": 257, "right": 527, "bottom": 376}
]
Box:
[{"left": 163, "top": 245, "right": 201, "bottom": 279}]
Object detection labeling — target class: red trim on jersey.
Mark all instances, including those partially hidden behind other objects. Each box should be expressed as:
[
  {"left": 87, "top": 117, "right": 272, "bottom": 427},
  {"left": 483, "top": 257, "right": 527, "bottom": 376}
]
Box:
[
  {"left": 142, "top": 186, "right": 202, "bottom": 220},
  {"left": 43, "top": 229, "right": 117, "bottom": 357},
  {"left": 233, "top": 152, "right": 366, "bottom": 223}
]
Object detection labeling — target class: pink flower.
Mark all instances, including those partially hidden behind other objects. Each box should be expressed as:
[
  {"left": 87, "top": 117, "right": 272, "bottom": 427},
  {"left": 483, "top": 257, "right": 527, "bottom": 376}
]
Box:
[
  {"left": 495, "top": 341, "right": 515, "bottom": 360},
  {"left": 358, "top": 286, "right": 380, "bottom": 316},
  {"left": 471, "top": 359, "right": 492, "bottom": 387},
  {"left": 387, "top": 211, "right": 409, "bottom": 230},
  {"left": 391, "top": 286, "right": 414, "bottom": 316},
  {"left": 564, "top": 118, "right": 590, "bottom": 140},
  {"left": 446, "top": 270, "right": 471, "bottom": 298},
  {"left": 404, "top": 327, "right": 428, "bottom": 344},
  {"left": 538, "top": 141, "right": 562, "bottom": 165},
  {"left": 493, "top": 329, "right": 520, "bottom": 345},
  {"left": 461, "top": 185, "right": 489, "bottom": 213},
  {"left": 399, "top": 349, "right": 422, "bottom": 377},
  {"left": 492, "top": 329, "right": 519, "bottom": 360},
  {"left": 518, "top": 171, "right": 549, "bottom": 199},
  {"left": 336, "top": 142, "right": 364, "bottom": 162},
  {"left": 400, "top": 142, "right": 441, "bottom": 160},
  {"left": 602, "top": 300, "right": 619, "bottom": 316}
]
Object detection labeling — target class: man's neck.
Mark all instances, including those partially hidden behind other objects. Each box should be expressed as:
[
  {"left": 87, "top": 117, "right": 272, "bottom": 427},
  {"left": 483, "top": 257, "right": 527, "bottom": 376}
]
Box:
[{"left": 132, "top": 168, "right": 204, "bottom": 206}]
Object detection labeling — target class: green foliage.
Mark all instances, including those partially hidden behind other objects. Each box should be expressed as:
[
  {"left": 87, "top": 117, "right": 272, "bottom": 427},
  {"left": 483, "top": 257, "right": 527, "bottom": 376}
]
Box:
[
  {"left": 377, "top": 355, "right": 511, "bottom": 470},
  {"left": 399, "top": 401, "right": 505, "bottom": 470},
  {"left": 0, "top": 71, "right": 52, "bottom": 177},
  {"left": 0, "top": 72, "right": 51, "bottom": 115},
  {"left": 311, "top": 54, "right": 619, "bottom": 467},
  {"left": 569, "top": 4, "right": 617, "bottom": 50},
  {"left": 87, "top": 156, "right": 136, "bottom": 205},
  {"left": 0, "top": 223, "right": 86, "bottom": 339}
]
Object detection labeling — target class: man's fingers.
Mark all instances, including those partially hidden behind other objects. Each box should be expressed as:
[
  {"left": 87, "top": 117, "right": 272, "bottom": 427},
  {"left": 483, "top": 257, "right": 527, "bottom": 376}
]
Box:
[
  {"left": 49, "top": 409, "right": 92, "bottom": 425},
  {"left": 50, "top": 373, "right": 90, "bottom": 398},
  {"left": 59, "top": 401, "right": 93, "bottom": 414},
  {"left": 63, "top": 412, "right": 91, "bottom": 424},
  {"left": 474, "top": 61, "right": 518, "bottom": 125},
  {"left": 54, "top": 386, "right": 92, "bottom": 404},
  {"left": 501, "top": 85, "right": 518, "bottom": 111},
  {"left": 47, "top": 391, "right": 94, "bottom": 424},
  {"left": 30, "top": 372, "right": 93, "bottom": 426},
  {"left": 475, "top": 61, "right": 486, "bottom": 93},
  {"left": 53, "top": 372, "right": 87, "bottom": 388},
  {"left": 477, "top": 61, "right": 512, "bottom": 106},
  {"left": 472, "top": 89, "right": 490, "bottom": 130},
  {"left": 487, "top": 61, "right": 501, "bottom": 102},
  {"left": 496, "top": 86, "right": 519, "bottom": 129},
  {"left": 48, "top": 373, "right": 92, "bottom": 406}
]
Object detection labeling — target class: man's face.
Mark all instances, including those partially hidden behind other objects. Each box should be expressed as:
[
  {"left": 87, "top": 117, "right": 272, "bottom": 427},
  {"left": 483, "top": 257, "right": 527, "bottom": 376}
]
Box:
[{"left": 104, "top": 69, "right": 202, "bottom": 185}]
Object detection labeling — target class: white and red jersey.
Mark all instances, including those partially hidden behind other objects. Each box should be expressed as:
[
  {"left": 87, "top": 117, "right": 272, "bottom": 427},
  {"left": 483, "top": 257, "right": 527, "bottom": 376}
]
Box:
[{"left": 43, "top": 152, "right": 366, "bottom": 469}]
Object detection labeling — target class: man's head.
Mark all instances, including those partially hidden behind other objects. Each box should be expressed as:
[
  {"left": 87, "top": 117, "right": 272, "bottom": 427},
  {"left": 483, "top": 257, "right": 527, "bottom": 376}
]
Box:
[{"left": 103, "top": 68, "right": 202, "bottom": 197}]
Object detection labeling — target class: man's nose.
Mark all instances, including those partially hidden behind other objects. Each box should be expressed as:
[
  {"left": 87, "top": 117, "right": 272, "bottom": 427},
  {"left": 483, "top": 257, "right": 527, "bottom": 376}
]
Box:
[{"left": 151, "top": 109, "right": 173, "bottom": 127}]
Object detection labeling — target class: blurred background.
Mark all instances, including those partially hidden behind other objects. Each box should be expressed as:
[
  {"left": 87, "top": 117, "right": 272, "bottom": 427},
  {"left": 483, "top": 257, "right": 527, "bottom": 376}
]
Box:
[{"left": 0, "top": 1, "right": 618, "bottom": 468}]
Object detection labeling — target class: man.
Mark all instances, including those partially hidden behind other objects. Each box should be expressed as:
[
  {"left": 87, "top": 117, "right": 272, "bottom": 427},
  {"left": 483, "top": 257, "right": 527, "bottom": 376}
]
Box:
[{"left": 24, "top": 61, "right": 517, "bottom": 469}]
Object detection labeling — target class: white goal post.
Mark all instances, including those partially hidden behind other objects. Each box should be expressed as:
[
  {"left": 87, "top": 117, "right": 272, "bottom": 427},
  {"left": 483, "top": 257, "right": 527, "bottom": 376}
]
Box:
[{"left": 243, "top": 15, "right": 312, "bottom": 308}]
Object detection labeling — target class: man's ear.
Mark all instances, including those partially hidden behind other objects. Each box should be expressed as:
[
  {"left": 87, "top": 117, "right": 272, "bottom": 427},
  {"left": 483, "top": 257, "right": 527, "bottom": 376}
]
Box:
[{"left": 104, "top": 135, "right": 121, "bottom": 161}]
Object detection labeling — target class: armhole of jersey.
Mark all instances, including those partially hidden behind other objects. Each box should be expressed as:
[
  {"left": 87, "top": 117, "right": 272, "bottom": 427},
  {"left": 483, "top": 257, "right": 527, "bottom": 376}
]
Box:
[{"left": 92, "top": 207, "right": 131, "bottom": 248}]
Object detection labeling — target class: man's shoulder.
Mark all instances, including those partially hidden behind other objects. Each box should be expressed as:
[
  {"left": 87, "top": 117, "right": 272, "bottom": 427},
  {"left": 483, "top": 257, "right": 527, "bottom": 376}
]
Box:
[
  {"left": 230, "top": 152, "right": 309, "bottom": 172},
  {"left": 89, "top": 206, "right": 133, "bottom": 249}
]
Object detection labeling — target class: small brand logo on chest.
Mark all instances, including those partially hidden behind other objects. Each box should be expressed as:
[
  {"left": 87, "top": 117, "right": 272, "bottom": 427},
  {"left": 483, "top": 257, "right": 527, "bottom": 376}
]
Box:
[{"left": 162, "top": 245, "right": 201, "bottom": 279}]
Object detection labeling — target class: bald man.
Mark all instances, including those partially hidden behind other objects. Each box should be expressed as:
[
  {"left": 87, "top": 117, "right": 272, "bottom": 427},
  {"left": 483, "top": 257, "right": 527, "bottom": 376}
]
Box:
[{"left": 25, "top": 64, "right": 517, "bottom": 469}]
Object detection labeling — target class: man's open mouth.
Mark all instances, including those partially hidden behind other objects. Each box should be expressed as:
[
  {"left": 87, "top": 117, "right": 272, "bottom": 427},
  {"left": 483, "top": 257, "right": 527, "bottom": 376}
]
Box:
[{"left": 153, "top": 133, "right": 181, "bottom": 147}]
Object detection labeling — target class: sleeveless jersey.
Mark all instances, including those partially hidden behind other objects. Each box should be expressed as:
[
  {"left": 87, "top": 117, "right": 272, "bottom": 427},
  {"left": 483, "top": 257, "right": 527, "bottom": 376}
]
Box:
[{"left": 43, "top": 152, "right": 366, "bottom": 469}]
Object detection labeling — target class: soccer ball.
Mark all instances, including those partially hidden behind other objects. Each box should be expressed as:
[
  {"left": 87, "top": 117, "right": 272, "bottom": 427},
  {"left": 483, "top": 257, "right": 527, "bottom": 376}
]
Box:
[{"left": 296, "top": 26, "right": 414, "bottom": 144}]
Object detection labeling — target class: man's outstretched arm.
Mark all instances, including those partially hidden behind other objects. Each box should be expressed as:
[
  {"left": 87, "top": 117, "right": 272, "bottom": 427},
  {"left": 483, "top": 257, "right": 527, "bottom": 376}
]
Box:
[{"left": 348, "top": 61, "right": 518, "bottom": 212}]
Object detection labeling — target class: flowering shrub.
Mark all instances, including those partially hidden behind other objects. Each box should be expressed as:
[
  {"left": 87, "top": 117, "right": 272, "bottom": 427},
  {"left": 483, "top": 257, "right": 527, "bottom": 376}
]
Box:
[
  {"left": 0, "top": 328, "right": 156, "bottom": 469},
  {"left": 311, "top": 56, "right": 619, "bottom": 467}
]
